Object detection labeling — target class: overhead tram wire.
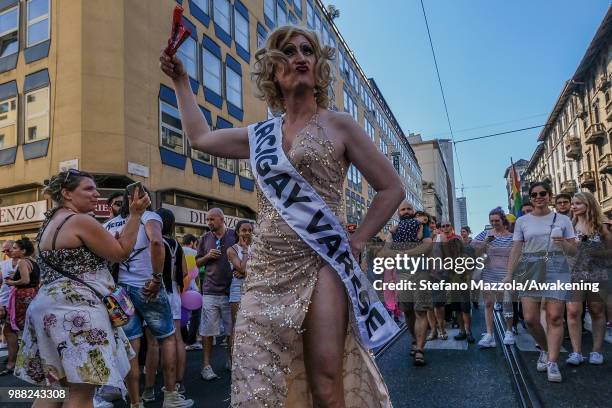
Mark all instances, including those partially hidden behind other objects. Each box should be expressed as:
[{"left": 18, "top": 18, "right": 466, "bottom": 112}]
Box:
[
  {"left": 453, "top": 124, "right": 546, "bottom": 144},
  {"left": 419, "top": 0, "right": 465, "bottom": 194}
]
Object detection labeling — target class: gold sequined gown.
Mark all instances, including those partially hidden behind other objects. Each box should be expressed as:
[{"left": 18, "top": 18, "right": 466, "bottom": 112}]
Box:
[{"left": 231, "top": 118, "right": 392, "bottom": 407}]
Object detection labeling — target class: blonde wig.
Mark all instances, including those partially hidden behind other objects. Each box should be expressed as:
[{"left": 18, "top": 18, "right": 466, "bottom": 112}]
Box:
[
  {"left": 572, "top": 191, "right": 606, "bottom": 236},
  {"left": 251, "top": 25, "right": 335, "bottom": 114}
]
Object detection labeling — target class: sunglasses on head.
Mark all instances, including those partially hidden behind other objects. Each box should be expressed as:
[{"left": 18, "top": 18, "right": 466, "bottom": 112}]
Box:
[
  {"left": 62, "top": 168, "right": 85, "bottom": 186},
  {"left": 530, "top": 191, "right": 548, "bottom": 198}
]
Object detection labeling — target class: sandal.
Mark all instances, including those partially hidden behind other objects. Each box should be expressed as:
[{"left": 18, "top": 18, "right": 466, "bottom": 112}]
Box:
[
  {"left": 413, "top": 350, "right": 426, "bottom": 366},
  {"left": 426, "top": 330, "right": 438, "bottom": 341},
  {"left": 410, "top": 341, "right": 417, "bottom": 356},
  {"left": 0, "top": 367, "right": 14, "bottom": 376},
  {"left": 439, "top": 330, "right": 448, "bottom": 340}
]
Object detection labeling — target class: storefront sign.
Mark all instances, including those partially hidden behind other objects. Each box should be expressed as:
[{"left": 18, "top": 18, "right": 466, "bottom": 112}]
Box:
[
  {"left": 94, "top": 198, "right": 111, "bottom": 219},
  {"left": 0, "top": 201, "right": 47, "bottom": 226},
  {"left": 161, "top": 203, "right": 253, "bottom": 230}
]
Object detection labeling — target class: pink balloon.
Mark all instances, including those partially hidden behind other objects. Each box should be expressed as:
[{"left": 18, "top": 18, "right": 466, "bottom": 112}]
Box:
[{"left": 180, "top": 290, "right": 202, "bottom": 311}]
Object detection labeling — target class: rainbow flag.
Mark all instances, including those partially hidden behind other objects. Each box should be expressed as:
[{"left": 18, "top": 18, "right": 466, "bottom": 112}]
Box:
[{"left": 510, "top": 158, "right": 522, "bottom": 218}]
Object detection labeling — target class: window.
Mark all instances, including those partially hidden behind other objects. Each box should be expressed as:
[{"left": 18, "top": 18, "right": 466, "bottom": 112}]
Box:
[
  {"left": 0, "top": 97, "right": 16, "bottom": 149},
  {"left": 192, "top": 148, "right": 213, "bottom": 164},
  {"left": 178, "top": 36, "right": 197, "bottom": 79},
  {"left": 25, "top": 87, "right": 49, "bottom": 143},
  {"left": 306, "top": 2, "right": 314, "bottom": 27},
  {"left": 234, "top": 9, "right": 249, "bottom": 51},
  {"left": 0, "top": 6, "right": 18, "bottom": 58},
  {"left": 257, "top": 29, "right": 266, "bottom": 49},
  {"left": 294, "top": 0, "right": 302, "bottom": 14},
  {"left": 203, "top": 49, "right": 222, "bottom": 95},
  {"left": 364, "top": 118, "right": 374, "bottom": 141},
  {"left": 217, "top": 157, "right": 236, "bottom": 173},
  {"left": 26, "top": 0, "right": 49, "bottom": 47},
  {"left": 264, "top": 0, "right": 275, "bottom": 22},
  {"left": 277, "top": 3, "right": 287, "bottom": 26},
  {"left": 226, "top": 64, "right": 242, "bottom": 108},
  {"left": 160, "top": 101, "right": 184, "bottom": 154},
  {"left": 213, "top": 0, "right": 231, "bottom": 33},
  {"left": 239, "top": 160, "right": 253, "bottom": 179},
  {"left": 193, "top": 0, "right": 210, "bottom": 13},
  {"left": 343, "top": 89, "right": 356, "bottom": 121},
  {"left": 314, "top": 13, "right": 321, "bottom": 33}
]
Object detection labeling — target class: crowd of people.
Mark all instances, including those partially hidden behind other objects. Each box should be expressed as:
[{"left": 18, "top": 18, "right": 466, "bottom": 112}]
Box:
[
  {"left": 378, "top": 183, "right": 612, "bottom": 383},
  {"left": 0, "top": 20, "right": 610, "bottom": 408}
]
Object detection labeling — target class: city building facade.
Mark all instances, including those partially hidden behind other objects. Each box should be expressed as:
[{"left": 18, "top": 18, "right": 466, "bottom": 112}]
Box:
[
  {"left": 408, "top": 134, "right": 454, "bottom": 224},
  {"left": 523, "top": 7, "right": 612, "bottom": 216},
  {"left": 456, "top": 196, "right": 468, "bottom": 229},
  {"left": 0, "top": 0, "right": 422, "bottom": 241}
]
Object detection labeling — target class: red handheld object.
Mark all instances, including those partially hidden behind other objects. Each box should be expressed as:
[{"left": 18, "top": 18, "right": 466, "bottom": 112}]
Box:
[{"left": 165, "top": 5, "right": 192, "bottom": 56}]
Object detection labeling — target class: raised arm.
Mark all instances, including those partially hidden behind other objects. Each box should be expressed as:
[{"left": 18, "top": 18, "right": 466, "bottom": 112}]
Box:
[
  {"left": 160, "top": 51, "right": 249, "bottom": 159},
  {"left": 337, "top": 114, "right": 405, "bottom": 255},
  {"left": 78, "top": 192, "right": 151, "bottom": 263}
]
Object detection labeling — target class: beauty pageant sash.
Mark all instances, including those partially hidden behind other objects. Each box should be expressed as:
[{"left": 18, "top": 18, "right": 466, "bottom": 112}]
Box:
[{"left": 248, "top": 117, "right": 399, "bottom": 349}]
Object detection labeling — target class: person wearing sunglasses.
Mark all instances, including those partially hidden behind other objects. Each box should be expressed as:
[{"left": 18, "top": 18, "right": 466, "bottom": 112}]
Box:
[
  {"left": 195, "top": 208, "right": 237, "bottom": 381},
  {"left": 505, "top": 181, "right": 577, "bottom": 382},
  {"left": 107, "top": 191, "right": 124, "bottom": 219}
]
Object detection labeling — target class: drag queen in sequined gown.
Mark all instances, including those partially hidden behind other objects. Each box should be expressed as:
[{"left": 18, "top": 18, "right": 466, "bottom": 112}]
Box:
[{"left": 161, "top": 25, "right": 404, "bottom": 407}]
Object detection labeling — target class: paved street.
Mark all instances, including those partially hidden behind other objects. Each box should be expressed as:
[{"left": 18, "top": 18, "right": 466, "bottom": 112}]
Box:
[{"left": 1, "top": 305, "right": 610, "bottom": 407}]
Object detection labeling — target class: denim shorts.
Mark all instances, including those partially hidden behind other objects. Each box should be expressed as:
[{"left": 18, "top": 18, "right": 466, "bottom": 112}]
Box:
[{"left": 120, "top": 283, "right": 175, "bottom": 341}]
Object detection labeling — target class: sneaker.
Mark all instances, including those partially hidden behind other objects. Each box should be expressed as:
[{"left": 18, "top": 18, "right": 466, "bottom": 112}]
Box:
[
  {"left": 466, "top": 333, "right": 475, "bottom": 344},
  {"left": 454, "top": 331, "right": 467, "bottom": 341},
  {"left": 162, "top": 391, "right": 194, "bottom": 408},
  {"left": 566, "top": 352, "right": 585, "bottom": 366},
  {"left": 185, "top": 343, "right": 202, "bottom": 351},
  {"left": 478, "top": 333, "right": 496, "bottom": 348},
  {"left": 141, "top": 388, "right": 156, "bottom": 402},
  {"left": 589, "top": 351, "right": 604, "bottom": 365},
  {"left": 494, "top": 302, "right": 502, "bottom": 311},
  {"left": 537, "top": 351, "right": 549, "bottom": 372},
  {"left": 503, "top": 330, "right": 515, "bottom": 345},
  {"left": 547, "top": 362, "right": 562, "bottom": 382},
  {"left": 200, "top": 365, "right": 218, "bottom": 381},
  {"left": 161, "top": 383, "right": 186, "bottom": 395}
]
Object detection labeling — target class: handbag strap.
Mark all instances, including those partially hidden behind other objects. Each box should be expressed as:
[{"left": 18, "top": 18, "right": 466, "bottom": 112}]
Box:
[
  {"left": 544, "top": 213, "right": 558, "bottom": 258},
  {"left": 37, "top": 213, "right": 106, "bottom": 301}
]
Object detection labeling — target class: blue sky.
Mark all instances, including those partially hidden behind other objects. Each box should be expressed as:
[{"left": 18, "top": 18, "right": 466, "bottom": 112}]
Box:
[{"left": 322, "top": 0, "right": 610, "bottom": 234}]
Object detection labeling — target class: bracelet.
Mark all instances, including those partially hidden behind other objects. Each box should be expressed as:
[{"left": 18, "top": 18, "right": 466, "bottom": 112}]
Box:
[{"left": 152, "top": 274, "right": 162, "bottom": 283}]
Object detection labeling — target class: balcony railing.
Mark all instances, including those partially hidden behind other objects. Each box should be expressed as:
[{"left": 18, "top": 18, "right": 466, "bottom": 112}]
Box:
[
  {"left": 560, "top": 180, "right": 578, "bottom": 194},
  {"left": 579, "top": 170, "right": 596, "bottom": 188},
  {"left": 564, "top": 137, "right": 582, "bottom": 160},
  {"left": 599, "top": 153, "right": 612, "bottom": 175},
  {"left": 585, "top": 123, "right": 606, "bottom": 144}
]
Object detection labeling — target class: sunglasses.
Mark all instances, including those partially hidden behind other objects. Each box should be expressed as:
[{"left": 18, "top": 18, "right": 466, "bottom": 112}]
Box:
[
  {"left": 530, "top": 191, "right": 548, "bottom": 198},
  {"left": 63, "top": 168, "right": 85, "bottom": 186},
  {"left": 441, "top": 224, "right": 451, "bottom": 228}
]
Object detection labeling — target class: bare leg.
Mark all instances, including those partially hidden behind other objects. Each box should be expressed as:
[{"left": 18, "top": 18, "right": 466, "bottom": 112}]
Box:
[
  {"left": 159, "top": 334, "right": 178, "bottom": 392},
  {"left": 144, "top": 327, "right": 160, "bottom": 392},
  {"left": 202, "top": 336, "right": 213, "bottom": 367},
  {"left": 588, "top": 299, "right": 606, "bottom": 353},
  {"left": 414, "top": 311, "right": 428, "bottom": 351},
  {"left": 522, "top": 298, "right": 547, "bottom": 351},
  {"left": 545, "top": 300, "right": 565, "bottom": 363},
  {"left": 62, "top": 383, "right": 96, "bottom": 408},
  {"left": 484, "top": 292, "right": 494, "bottom": 335},
  {"left": 566, "top": 301, "right": 583, "bottom": 354},
  {"left": 462, "top": 311, "right": 472, "bottom": 334},
  {"left": 426, "top": 310, "right": 437, "bottom": 336},
  {"left": 3, "top": 324, "right": 17, "bottom": 370},
  {"left": 303, "top": 265, "right": 348, "bottom": 408},
  {"left": 126, "top": 338, "right": 141, "bottom": 405},
  {"left": 434, "top": 306, "right": 446, "bottom": 335},
  {"left": 174, "top": 321, "right": 186, "bottom": 385}
]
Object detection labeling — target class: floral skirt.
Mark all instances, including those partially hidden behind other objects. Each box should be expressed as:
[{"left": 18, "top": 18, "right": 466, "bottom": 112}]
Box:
[{"left": 14, "top": 279, "right": 135, "bottom": 392}]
